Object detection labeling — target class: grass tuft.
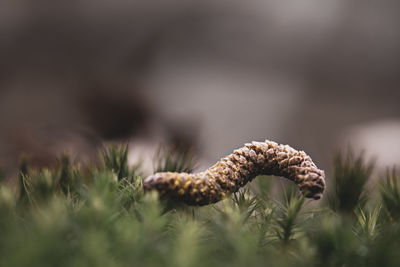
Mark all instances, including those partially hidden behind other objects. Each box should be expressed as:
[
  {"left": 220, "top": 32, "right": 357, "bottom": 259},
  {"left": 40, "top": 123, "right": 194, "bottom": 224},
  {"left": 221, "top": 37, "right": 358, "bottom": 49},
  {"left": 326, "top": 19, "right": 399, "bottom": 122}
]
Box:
[
  {"left": 380, "top": 167, "right": 400, "bottom": 220},
  {"left": 154, "top": 144, "right": 196, "bottom": 173},
  {"left": 328, "top": 150, "right": 374, "bottom": 214}
]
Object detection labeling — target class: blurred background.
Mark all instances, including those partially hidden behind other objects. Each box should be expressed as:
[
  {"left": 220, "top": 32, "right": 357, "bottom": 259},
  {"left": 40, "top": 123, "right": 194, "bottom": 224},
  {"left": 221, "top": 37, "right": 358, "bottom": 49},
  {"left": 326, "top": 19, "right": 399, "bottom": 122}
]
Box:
[{"left": 1, "top": 0, "right": 399, "bottom": 178}]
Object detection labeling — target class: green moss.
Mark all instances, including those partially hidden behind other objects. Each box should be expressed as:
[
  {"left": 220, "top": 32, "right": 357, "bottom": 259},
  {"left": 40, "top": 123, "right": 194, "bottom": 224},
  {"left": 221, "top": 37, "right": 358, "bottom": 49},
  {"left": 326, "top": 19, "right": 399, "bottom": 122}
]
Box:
[{"left": 0, "top": 146, "right": 399, "bottom": 267}]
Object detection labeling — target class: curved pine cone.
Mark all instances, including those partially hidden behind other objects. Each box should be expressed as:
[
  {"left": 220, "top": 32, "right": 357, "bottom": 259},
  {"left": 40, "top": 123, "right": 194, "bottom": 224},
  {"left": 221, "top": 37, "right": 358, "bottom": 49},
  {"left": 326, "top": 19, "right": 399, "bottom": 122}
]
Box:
[{"left": 144, "top": 140, "right": 325, "bottom": 206}]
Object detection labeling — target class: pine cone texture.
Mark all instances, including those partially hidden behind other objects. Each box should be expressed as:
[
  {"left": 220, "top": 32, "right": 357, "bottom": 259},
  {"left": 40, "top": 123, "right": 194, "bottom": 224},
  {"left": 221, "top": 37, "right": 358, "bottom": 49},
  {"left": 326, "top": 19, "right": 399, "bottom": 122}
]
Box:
[{"left": 144, "top": 140, "right": 325, "bottom": 206}]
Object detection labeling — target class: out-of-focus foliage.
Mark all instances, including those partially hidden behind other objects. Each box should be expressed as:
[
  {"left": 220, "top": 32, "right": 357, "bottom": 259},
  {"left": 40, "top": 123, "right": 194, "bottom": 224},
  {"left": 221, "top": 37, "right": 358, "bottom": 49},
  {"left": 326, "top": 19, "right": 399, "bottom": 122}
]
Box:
[
  {"left": 0, "top": 166, "right": 4, "bottom": 183},
  {"left": 328, "top": 150, "right": 374, "bottom": 214},
  {"left": 380, "top": 168, "right": 400, "bottom": 221},
  {"left": 154, "top": 144, "right": 196, "bottom": 173},
  {"left": 0, "top": 146, "right": 400, "bottom": 267}
]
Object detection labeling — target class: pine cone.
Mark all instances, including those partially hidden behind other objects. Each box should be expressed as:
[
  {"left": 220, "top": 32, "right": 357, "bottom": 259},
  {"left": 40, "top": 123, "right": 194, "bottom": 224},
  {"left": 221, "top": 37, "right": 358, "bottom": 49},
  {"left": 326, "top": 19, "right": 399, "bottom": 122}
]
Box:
[{"left": 144, "top": 140, "right": 325, "bottom": 205}]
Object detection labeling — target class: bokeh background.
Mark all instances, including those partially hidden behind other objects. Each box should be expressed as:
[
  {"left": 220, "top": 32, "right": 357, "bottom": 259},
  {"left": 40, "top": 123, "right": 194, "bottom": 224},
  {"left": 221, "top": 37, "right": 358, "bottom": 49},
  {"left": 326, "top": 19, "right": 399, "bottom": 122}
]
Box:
[{"left": 1, "top": 0, "right": 399, "bottom": 178}]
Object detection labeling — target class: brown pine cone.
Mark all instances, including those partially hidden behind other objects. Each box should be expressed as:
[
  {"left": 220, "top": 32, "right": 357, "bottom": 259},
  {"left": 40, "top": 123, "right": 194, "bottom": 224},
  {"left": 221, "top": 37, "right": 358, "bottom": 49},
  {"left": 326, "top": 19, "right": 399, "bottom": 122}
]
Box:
[{"left": 144, "top": 140, "right": 325, "bottom": 206}]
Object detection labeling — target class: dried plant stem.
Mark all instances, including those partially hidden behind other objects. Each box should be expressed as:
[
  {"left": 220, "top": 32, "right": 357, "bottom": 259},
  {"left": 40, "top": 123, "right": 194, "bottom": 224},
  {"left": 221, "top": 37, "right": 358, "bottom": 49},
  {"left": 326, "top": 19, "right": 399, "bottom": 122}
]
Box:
[{"left": 144, "top": 140, "right": 325, "bottom": 205}]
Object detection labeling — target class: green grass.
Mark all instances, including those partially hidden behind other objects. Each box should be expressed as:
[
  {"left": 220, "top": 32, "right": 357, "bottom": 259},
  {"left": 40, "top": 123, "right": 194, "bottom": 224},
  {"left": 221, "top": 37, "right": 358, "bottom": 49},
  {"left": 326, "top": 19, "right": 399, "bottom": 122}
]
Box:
[{"left": 0, "top": 145, "right": 399, "bottom": 267}]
